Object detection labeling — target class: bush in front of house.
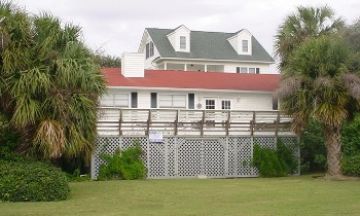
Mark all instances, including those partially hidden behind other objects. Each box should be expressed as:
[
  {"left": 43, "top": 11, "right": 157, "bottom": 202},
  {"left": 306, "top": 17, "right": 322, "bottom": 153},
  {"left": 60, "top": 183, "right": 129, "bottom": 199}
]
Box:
[
  {"left": 342, "top": 155, "right": 360, "bottom": 176},
  {"left": 98, "top": 145, "right": 146, "bottom": 180},
  {"left": 0, "top": 160, "right": 70, "bottom": 202},
  {"left": 252, "top": 140, "right": 298, "bottom": 177}
]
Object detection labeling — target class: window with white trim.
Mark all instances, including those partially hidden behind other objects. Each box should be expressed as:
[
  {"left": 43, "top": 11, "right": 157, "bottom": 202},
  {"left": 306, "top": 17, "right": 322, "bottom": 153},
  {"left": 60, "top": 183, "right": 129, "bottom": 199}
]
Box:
[
  {"left": 101, "top": 93, "right": 129, "bottom": 107},
  {"left": 205, "top": 99, "right": 216, "bottom": 109},
  {"left": 241, "top": 67, "right": 248, "bottom": 73},
  {"left": 242, "top": 40, "right": 249, "bottom": 52},
  {"left": 180, "top": 36, "right": 186, "bottom": 50},
  {"left": 221, "top": 100, "right": 231, "bottom": 110},
  {"left": 159, "top": 95, "right": 186, "bottom": 108},
  {"left": 249, "top": 68, "right": 255, "bottom": 74}
]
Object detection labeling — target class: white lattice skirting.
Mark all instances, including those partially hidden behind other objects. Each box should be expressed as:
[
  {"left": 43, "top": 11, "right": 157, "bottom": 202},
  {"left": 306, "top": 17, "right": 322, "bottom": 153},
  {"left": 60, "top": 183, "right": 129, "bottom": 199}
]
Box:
[{"left": 91, "top": 136, "right": 300, "bottom": 179}]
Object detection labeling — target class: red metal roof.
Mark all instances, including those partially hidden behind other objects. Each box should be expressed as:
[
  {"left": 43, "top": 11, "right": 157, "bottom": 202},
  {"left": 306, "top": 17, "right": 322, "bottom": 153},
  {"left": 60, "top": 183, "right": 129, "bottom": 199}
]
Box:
[{"left": 101, "top": 68, "right": 280, "bottom": 92}]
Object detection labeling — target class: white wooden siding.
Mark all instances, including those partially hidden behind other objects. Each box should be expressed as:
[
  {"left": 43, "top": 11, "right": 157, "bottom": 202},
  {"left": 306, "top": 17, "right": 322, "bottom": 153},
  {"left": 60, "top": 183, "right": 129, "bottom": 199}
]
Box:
[
  {"left": 121, "top": 53, "right": 145, "bottom": 77},
  {"left": 139, "top": 31, "right": 161, "bottom": 69},
  {"left": 100, "top": 88, "right": 275, "bottom": 111}
]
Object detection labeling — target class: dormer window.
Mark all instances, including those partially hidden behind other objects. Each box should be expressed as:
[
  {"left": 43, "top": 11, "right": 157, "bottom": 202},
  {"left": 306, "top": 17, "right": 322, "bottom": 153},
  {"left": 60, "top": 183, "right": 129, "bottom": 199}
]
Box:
[
  {"left": 180, "top": 36, "right": 186, "bottom": 50},
  {"left": 242, "top": 40, "right": 249, "bottom": 53},
  {"left": 145, "top": 41, "right": 154, "bottom": 59}
]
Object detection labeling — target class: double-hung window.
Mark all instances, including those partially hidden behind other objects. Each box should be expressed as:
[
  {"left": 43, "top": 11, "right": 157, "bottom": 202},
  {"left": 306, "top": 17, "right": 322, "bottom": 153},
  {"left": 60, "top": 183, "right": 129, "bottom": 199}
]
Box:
[
  {"left": 180, "top": 36, "right": 186, "bottom": 50},
  {"left": 242, "top": 40, "right": 249, "bottom": 52},
  {"left": 205, "top": 99, "right": 216, "bottom": 110},
  {"left": 221, "top": 100, "right": 231, "bottom": 110}
]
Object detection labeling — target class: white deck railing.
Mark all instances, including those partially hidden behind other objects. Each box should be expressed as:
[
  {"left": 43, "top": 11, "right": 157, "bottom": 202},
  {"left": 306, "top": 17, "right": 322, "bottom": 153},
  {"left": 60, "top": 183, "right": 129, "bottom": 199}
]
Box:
[{"left": 96, "top": 107, "right": 294, "bottom": 136}]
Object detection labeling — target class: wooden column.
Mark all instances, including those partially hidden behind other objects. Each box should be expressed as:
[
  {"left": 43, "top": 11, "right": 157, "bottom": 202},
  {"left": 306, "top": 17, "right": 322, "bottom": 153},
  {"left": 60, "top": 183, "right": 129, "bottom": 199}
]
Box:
[
  {"left": 200, "top": 110, "right": 205, "bottom": 137},
  {"left": 174, "top": 109, "right": 179, "bottom": 136},
  {"left": 119, "top": 109, "right": 122, "bottom": 136},
  {"left": 225, "top": 111, "right": 231, "bottom": 136},
  {"left": 146, "top": 110, "right": 151, "bottom": 136}
]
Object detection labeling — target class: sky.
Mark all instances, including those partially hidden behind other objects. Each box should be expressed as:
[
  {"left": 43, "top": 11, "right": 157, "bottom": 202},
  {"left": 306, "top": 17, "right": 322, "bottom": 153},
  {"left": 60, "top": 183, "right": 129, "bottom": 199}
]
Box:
[{"left": 16, "top": 0, "right": 360, "bottom": 60}]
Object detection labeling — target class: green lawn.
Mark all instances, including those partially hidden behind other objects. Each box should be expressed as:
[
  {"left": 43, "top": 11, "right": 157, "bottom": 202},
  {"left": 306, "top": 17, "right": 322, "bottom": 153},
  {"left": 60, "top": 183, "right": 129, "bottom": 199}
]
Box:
[{"left": 1, "top": 175, "right": 360, "bottom": 216}]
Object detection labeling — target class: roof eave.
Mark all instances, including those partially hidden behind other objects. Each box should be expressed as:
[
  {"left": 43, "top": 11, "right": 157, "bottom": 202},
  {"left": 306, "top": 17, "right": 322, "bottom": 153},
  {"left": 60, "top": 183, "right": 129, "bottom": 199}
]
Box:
[{"left": 154, "top": 57, "right": 275, "bottom": 64}]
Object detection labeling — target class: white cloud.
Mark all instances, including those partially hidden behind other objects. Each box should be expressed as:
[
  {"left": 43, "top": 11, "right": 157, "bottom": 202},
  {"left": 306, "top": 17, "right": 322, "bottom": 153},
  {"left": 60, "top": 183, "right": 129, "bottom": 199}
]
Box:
[{"left": 16, "top": 0, "right": 360, "bottom": 65}]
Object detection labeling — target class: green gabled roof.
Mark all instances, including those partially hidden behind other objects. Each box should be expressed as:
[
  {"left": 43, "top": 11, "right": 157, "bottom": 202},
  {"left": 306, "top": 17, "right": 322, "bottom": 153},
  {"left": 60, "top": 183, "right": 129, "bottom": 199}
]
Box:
[{"left": 146, "top": 28, "right": 274, "bottom": 63}]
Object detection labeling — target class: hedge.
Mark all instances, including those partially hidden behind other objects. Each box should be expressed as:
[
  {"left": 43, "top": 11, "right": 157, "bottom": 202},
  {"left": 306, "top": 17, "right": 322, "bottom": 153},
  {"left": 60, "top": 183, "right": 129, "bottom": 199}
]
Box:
[{"left": 0, "top": 160, "right": 70, "bottom": 202}]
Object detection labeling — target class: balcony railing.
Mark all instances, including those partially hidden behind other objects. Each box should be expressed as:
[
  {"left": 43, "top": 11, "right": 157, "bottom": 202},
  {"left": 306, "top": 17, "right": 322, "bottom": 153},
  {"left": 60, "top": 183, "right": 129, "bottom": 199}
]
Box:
[{"left": 96, "top": 107, "right": 294, "bottom": 137}]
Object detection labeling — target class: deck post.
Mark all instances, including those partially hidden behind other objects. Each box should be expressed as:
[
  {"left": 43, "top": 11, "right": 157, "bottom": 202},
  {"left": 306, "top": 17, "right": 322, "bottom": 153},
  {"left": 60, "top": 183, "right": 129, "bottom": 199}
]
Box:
[
  {"left": 174, "top": 109, "right": 179, "bottom": 136},
  {"left": 275, "top": 112, "right": 280, "bottom": 146},
  {"left": 200, "top": 110, "right": 205, "bottom": 137},
  {"left": 225, "top": 111, "right": 231, "bottom": 136},
  {"left": 119, "top": 109, "right": 122, "bottom": 136},
  {"left": 250, "top": 111, "right": 256, "bottom": 136},
  {"left": 146, "top": 109, "right": 151, "bottom": 136}
]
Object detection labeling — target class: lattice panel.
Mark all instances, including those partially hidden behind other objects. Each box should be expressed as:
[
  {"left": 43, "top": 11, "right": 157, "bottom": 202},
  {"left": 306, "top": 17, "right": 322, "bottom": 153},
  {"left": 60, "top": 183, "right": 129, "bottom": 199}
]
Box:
[
  {"left": 228, "top": 137, "right": 254, "bottom": 176},
  {"left": 178, "top": 139, "right": 202, "bottom": 177},
  {"left": 148, "top": 142, "right": 165, "bottom": 177},
  {"left": 91, "top": 135, "right": 300, "bottom": 179},
  {"left": 166, "top": 137, "right": 176, "bottom": 177},
  {"left": 254, "top": 136, "right": 276, "bottom": 149},
  {"left": 92, "top": 137, "right": 120, "bottom": 178},
  {"left": 279, "top": 136, "right": 300, "bottom": 174},
  {"left": 203, "top": 139, "right": 226, "bottom": 177}
]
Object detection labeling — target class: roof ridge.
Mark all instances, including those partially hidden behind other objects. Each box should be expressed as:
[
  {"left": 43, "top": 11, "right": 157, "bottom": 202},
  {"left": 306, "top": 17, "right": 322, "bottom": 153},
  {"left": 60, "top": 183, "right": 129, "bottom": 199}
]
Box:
[{"left": 146, "top": 27, "right": 240, "bottom": 35}]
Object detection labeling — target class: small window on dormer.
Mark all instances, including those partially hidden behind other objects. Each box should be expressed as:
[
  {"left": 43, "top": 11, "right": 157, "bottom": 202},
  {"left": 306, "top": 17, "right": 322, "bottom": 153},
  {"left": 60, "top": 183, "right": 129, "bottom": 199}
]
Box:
[
  {"left": 242, "top": 40, "right": 249, "bottom": 53},
  {"left": 180, "top": 36, "right": 186, "bottom": 50}
]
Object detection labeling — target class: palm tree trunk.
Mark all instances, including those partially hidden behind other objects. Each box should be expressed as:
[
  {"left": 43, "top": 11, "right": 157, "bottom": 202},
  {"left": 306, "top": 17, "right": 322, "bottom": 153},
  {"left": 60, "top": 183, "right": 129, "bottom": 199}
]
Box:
[{"left": 324, "top": 125, "right": 343, "bottom": 177}]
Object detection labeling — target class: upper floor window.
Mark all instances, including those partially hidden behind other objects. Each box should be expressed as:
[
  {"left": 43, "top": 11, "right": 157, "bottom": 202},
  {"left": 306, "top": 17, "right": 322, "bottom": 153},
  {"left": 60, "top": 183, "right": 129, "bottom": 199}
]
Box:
[
  {"left": 205, "top": 99, "right": 215, "bottom": 110},
  {"left": 242, "top": 40, "right": 249, "bottom": 53},
  {"left": 145, "top": 42, "right": 154, "bottom": 59},
  {"left": 159, "top": 95, "right": 186, "bottom": 108},
  {"left": 272, "top": 96, "right": 278, "bottom": 110},
  {"left": 221, "top": 100, "right": 231, "bottom": 110},
  {"left": 188, "top": 93, "right": 195, "bottom": 109},
  {"left": 180, "top": 36, "right": 186, "bottom": 50},
  {"left": 236, "top": 67, "right": 248, "bottom": 73},
  {"left": 151, "top": 92, "right": 157, "bottom": 108},
  {"left": 131, "top": 92, "right": 138, "bottom": 108}
]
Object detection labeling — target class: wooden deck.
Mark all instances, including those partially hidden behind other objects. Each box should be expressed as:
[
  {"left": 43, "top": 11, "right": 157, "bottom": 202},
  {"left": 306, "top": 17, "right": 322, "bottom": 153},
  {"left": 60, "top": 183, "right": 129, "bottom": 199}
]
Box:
[{"left": 97, "top": 107, "right": 294, "bottom": 137}]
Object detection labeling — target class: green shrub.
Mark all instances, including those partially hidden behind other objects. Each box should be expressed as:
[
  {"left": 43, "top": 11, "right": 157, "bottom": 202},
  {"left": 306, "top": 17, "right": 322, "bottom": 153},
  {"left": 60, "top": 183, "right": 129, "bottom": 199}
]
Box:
[
  {"left": 98, "top": 145, "right": 146, "bottom": 180},
  {"left": 342, "top": 155, "right": 360, "bottom": 176},
  {"left": 277, "top": 140, "right": 298, "bottom": 173},
  {"left": 252, "top": 141, "right": 298, "bottom": 177},
  {"left": 0, "top": 160, "right": 70, "bottom": 202},
  {"left": 300, "top": 120, "right": 327, "bottom": 173},
  {"left": 342, "top": 114, "right": 360, "bottom": 156},
  {"left": 0, "top": 114, "right": 22, "bottom": 162}
]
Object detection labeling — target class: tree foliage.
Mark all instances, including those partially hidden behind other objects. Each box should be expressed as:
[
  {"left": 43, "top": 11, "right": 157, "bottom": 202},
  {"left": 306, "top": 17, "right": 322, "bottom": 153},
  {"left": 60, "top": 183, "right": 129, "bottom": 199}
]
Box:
[
  {"left": 93, "top": 53, "right": 121, "bottom": 67},
  {"left": 275, "top": 6, "right": 344, "bottom": 69},
  {"left": 0, "top": 1, "right": 106, "bottom": 159},
  {"left": 278, "top": 35, "right": 360, "bottom": 177}
]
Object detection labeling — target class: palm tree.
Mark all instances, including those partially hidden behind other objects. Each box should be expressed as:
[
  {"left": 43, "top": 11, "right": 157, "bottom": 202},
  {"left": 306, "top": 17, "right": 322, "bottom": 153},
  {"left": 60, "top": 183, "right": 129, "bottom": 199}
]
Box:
[
  {"left": 278, "top": 36, "right": 360, "bottom": 178},
  {"left": 0, "top": 2, "right": 106, "bottom": 159},
  {"left": 275, "top": 6, "right": 344, "bottom": 70}
]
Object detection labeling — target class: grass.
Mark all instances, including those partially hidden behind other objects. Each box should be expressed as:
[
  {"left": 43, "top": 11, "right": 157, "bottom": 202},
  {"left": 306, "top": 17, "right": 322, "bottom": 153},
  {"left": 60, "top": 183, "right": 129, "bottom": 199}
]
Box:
[{"left": 1, "top": 175, "right": 360, "bottom": 216}]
